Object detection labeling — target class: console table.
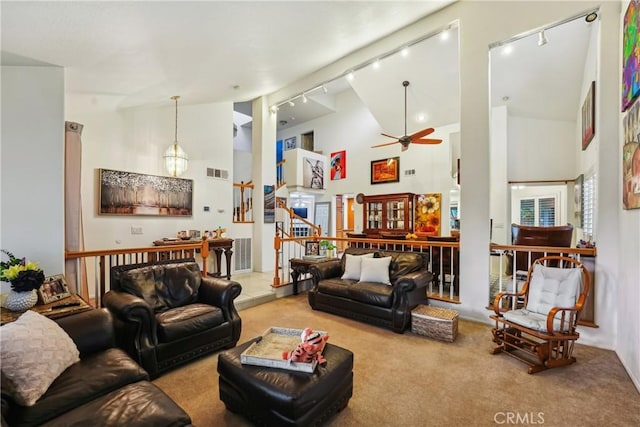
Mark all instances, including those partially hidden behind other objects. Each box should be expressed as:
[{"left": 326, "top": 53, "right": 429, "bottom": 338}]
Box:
[
  {"left": 152, "top": 238, "right": 234, "bottom": 280},
  {"left": 289, "top": 257, "right": 337, "bottom": 295}
]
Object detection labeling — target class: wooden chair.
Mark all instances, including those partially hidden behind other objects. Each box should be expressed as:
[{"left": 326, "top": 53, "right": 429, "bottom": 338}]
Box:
[{"left": 490, "top": 255, "right": 590, "bottom": 374}]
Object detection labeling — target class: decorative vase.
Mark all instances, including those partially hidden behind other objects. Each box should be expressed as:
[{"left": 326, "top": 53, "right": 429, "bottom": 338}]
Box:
[{"left": 5, "top": 289, "right": 38, "bottom": 311}]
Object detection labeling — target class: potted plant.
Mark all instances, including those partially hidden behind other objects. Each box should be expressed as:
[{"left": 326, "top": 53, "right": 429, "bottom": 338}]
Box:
[{"left": 319, "top": 240, "right": 336, "bottom": 258}]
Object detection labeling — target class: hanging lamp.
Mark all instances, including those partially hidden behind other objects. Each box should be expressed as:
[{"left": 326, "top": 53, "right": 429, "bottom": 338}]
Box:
[{"left": 164, "top": 95, "right": 189, "bottom": 177}]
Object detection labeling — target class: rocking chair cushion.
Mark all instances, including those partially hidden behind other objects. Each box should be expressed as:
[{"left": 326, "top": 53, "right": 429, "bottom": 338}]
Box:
[
  {"left": 503, "top": 309, "right": 569, "bottom": 332},
  {"left": 525, "top": 264, "right": 583, "bottom": 315}
]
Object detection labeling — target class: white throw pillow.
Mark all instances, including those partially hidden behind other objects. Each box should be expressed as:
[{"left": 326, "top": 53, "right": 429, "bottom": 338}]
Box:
[
  {"left": 1, "top": 310, "right": 80, "bottom": 406},
  {"left": 341, "top": 253, "right": 375, "bottom": 280},
  {"left": 359, "top": 256, "right": 392, "bottom": 285}
]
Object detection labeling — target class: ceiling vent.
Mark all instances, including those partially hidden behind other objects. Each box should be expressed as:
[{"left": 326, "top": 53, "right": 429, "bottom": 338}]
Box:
[{"left": 206, "top": 167, "right": 229, "bottom": 180}]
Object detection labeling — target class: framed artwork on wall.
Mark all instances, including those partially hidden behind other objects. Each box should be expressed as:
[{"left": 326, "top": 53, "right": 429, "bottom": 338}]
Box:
[
  {"left": 99, "top": 169, "right": 192, "bottom": 216},
  {"left": 623, "top": 100, "right": 640, "bottom": 209},
  {"left": 581, "top": 81, "right": 595, "bottom": 150},
  {"left": 371, "top": 157, "right": 400, "bottom": 184},
  {"left": 284, "top": 136, "right": 297, "bottom": 150},
  {"left": 622, "top": 0, "right": 640, "bottom": 112},
  {"left": 303, "top": 157, "right": 324, "bottom": 189},
  {"left": 330, "top": 150, "right": 346, "bottom": 180},
  {"left": 264, "top": 185, "right": 275, "bottom": 223}
]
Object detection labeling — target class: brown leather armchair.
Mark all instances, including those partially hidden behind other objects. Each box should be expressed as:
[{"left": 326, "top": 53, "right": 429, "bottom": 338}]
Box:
[
  {"left": 103, "top": 258, "right": 242, "bottom": 378},
  {"left": 506, "top": 223, "right": 574, "bottom": 274}
]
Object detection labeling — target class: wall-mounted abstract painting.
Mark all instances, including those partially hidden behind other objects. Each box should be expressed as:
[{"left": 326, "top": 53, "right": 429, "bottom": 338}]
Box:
[
  {"left": 622, "top": 0, "right": 640, "bottom": 112},
  {"left": 330, "top": 150, "right": 346, "bottom": 180},
  {"left": 99, "top": 169, "right": 192, "bottom": 216},
  {"left": 264, "top": 185, "right": 275, "bottom": 223}
]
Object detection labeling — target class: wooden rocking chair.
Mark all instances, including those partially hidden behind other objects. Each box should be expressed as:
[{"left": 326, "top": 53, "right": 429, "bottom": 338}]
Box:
[{"left": 490, "top": 256, "right": 591, "bottom": 374}]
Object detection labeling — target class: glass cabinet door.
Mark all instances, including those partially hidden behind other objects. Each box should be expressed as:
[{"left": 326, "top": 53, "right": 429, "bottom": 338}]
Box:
[
  {"left": 386, "top": 200, "right": 405, "bottom": 230},
  {"left": 367, "top": 202, "right": 383, "bottom": 229}
]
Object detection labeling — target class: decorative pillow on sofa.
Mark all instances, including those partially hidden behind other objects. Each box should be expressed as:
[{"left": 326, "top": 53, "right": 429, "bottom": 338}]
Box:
[
  {"left": 0, "top": 310, "right": 80, "bottom": 406},
  {"left": 341, "top": 253, "right": 375, "bottom": 280},
  {"left": 359, "top": 256, "right": 392, "bottom": 285}
]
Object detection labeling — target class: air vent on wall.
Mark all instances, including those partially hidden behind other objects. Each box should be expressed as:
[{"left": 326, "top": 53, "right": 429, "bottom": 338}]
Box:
[
  {"left": 404, "top": 169, "right": 416, "bottom": 176},
  {"left": 206, "top": 167, "right": 229, "bottom": 180}
]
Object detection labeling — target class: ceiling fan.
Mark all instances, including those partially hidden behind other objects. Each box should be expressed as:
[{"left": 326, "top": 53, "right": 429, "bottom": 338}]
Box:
[{"left": 372, "top": 80, "right": 442, "bottom": 152}]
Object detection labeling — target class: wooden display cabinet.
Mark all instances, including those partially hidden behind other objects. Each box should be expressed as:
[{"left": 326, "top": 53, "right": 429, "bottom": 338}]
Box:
[{"left": 362, "top": 192, "right": 415, "bottom": 238}]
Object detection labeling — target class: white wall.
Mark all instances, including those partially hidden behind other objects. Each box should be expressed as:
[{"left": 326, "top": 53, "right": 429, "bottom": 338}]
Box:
[
  {"left": 490, "top": 106, "right": 509, "bottom": 244},
  {"left": 65, "top": 94, "right": 235, "bottom": 257},
  {"left": 507, "top": 116, "right": 576, "bottom": 182},
  {"left": 1, "top": 66, "right": 65, "bottom": 290}
]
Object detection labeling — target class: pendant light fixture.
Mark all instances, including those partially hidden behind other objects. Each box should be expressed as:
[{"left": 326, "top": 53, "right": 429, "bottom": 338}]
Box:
[{"left": 164, "top": 95, "right": 189, "bottom": 177}]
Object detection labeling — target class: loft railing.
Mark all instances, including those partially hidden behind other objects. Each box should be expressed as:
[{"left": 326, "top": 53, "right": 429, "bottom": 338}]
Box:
[
  {"left": 65, "top": 240, "right": 210, "bottom": 308},
  {"left": 233, "top": 181, "right": 254, "bottom": 223}
]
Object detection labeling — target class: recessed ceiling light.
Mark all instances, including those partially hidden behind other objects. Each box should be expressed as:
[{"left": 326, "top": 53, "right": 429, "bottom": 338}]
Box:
[
  {"left": 372, "top": 60, "right": 380, "bottom": 69},
  {"left": 502, "top": 96, "right": 510, "bottom": 102},
  {"left": 401, "top": 47, "right": 409, "bottom": 57},
  {"left": 346, "top": 72, "right": 355, "bottom": 81},
  {"left": 585, "top": 12, "right": 598, "bottom": 23},
  {"left": 440, "top": 30, "right": 450, "bottom": 41}
]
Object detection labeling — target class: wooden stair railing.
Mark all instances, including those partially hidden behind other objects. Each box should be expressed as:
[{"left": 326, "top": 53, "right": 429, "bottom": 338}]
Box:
[
  {"left": 65, "top": 240, "right": 210, "bottom": 308},
  {"left": 275, "top": 198, "right": 321, "bottom": 237},
  {"left": 233, "top": 180, "right": 254, "bottom": 223},
  {"left": 276, "top": 159, "right": 286, "bottom": 189}
]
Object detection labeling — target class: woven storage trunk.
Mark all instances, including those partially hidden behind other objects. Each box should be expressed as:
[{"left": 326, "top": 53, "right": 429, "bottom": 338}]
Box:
[{"left": 411, "top": 305, "right": 459, "bottom": 342}]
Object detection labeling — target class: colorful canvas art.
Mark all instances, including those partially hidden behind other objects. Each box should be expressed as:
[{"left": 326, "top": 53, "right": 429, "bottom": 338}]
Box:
[
  {"left": 330, "top": 150, "right": 346, "bottom": 180},
  {"left": 581, "top": 81, "right": 595, "bottom": 150},
  {"left": 623, "top": 101, "right": 640, "bottom": 209},
  {"left": 264, "top": 185, "right": 275, "bottom": 223},
  {"left": 622, "top": 0, "right": 640, "bottom": 112},
  {"left": 415, "top": 193, "right": 442, "bottom": 236}
]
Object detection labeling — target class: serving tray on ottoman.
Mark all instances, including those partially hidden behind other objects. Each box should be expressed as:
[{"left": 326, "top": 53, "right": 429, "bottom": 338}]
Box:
[{"left": 240, "top": 327, "right": 327, "bottom": 373}]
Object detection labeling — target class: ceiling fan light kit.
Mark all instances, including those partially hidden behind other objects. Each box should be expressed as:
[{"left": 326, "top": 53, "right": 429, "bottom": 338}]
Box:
[{"left": 372, "top": 80, "right": 442, "bottom": 151}]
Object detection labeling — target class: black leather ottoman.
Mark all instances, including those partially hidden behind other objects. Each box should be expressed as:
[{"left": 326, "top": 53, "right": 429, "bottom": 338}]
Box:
[{"left": 218, "top": 339, "right": 353, "bottom": 426}]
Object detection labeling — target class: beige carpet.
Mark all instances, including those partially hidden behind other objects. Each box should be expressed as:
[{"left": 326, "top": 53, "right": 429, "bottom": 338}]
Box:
[{"left": 153, "top": 294, "right": 640, "bottom": 427}]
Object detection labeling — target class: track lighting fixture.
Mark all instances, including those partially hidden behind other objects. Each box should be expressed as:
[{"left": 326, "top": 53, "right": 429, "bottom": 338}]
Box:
[
  {"left": 322, "top": 85, "right": 328, "bottom": 94},
  {"left": 302, "top": 94, "right": 308, "bottom": 103},
  {"left": 537, "top": 30, "right": 548, "bottom": 46},
  {"left": 288, "top": 100, "right": 295, "bottom": 107}
]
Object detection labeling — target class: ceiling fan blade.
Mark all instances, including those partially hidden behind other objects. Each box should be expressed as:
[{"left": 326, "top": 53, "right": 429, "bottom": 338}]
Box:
[
  {"left": 371, "top": 141, "right": 400, "bottom": 148},
  {"left": 412, "top": 138, "right": 443, "bottom": 145},
  {"left": 381, "top": 132, "right": 400, "bottom": 139},
  {"left": 410, "top": 127, "right": 435, "bottom": 139}
]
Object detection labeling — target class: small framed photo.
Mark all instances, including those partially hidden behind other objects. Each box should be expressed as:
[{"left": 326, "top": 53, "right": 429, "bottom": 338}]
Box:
[
  {"left": 305, "top": 241, "right": 319, "bottom": 256},
  {"left": 38, "top": 274, "right": 71, "bottom": 304},
  {"left": 284, "top": 136, "right": 297, "bottom": 150}
]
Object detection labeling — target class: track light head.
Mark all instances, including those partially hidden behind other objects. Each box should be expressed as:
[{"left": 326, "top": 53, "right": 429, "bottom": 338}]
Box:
[
  {"left": 537, "top": 30, "right": 548, "bottom": 46},
  {"left": 288, "top": 100, "right": 295, "bottom": 107},
  {"left": 302, "top": 94, "right": 308, "bottom": 103},
  {"left": 322, "top": 85, "right": 328, "bottom": 94}
]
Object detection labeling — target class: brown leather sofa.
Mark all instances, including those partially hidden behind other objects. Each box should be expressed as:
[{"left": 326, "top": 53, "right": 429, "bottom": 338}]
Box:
[
  {"left": 1, "top": 309, "right": 192, "bottom": 427},
  {"left": 103, "top": 258, "right": 242, "bottom": 378},
  {"left": 308, "top": 248, "right": 432, "bottom": 333}
]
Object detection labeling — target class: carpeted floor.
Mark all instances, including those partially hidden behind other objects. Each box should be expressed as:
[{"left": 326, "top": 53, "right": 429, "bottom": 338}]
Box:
[{"left": 153, "top": 294, "right": 640, "bottom": 427}]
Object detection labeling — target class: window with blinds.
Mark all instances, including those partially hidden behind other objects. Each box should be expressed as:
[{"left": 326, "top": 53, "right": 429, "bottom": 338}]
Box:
[
  {"left": 583, "top": 173, "right": 596, "bottom": 239},
  {"left": 519, "top": 196, "right": 557, "bottom": 226}
]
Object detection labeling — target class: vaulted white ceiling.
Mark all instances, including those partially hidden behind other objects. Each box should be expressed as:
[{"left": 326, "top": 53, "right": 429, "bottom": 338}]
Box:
[{"left": 1, "top": 1, "right": 454, "bottom": 109}]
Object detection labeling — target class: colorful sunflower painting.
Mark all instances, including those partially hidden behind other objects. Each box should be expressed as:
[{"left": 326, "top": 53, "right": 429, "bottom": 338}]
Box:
[{"left": 415, "top": 193, "right": 442, "bottom": 235}]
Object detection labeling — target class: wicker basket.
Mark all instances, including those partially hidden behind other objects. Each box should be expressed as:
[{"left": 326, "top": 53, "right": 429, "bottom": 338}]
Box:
[{"left": 411, "top": 305, "right": 459, "bottom": 342}]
